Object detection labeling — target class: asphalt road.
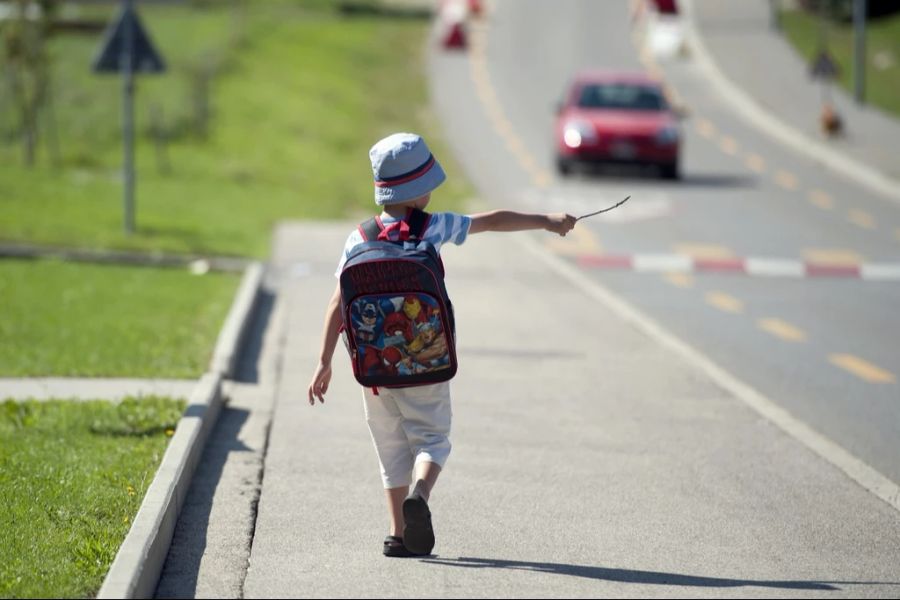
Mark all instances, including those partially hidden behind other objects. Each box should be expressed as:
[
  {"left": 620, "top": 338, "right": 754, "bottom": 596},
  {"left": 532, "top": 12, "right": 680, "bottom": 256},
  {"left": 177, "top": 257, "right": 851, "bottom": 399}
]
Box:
[{"left": 430, "top": 0, "right": 900, "bottom": 488}]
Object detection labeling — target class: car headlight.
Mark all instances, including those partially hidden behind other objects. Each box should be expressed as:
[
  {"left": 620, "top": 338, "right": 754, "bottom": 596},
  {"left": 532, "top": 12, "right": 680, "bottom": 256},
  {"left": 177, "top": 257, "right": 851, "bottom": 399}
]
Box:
[
  {"left": 655, "top": 125, "right": 679, "bottom": 145},
  {"left": 563, "top": 119, "right": 598, "bottom": 148}
]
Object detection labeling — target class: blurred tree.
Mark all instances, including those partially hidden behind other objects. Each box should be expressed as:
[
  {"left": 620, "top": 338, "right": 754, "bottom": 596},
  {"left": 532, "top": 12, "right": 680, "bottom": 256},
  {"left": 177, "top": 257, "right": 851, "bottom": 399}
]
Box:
[{"left": 0, "top": 0, "right": 58, "bottom": 167}]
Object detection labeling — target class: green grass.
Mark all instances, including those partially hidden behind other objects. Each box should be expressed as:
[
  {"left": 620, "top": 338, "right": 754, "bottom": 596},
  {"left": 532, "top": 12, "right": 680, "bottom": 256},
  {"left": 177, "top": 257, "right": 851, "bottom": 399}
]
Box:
[
  {"left": 0, "top": 0, "right": 471, "bottom": 257},
  {"left": 779, "top": 8, "right": 900, "bottom": 118},
  {"left": 0, "top": 258, "right": 239, "bottom": 377},
  {"left": 0, "top": 397, "right": 185, "bottom": 599}
]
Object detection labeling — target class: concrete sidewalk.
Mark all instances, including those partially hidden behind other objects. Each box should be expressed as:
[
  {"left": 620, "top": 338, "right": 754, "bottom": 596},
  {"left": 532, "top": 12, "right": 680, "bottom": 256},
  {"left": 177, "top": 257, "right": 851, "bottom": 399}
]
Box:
[
  {"left": 157, "top": 221, "right": 900, "bottom": 598},
  {"left": 683, "top": 0, "right": 900, "bottom": 201}
]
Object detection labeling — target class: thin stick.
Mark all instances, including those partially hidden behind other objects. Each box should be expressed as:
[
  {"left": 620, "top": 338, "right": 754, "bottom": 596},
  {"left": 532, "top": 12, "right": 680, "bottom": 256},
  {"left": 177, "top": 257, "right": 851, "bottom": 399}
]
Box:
[{"left": 576, "top": 196, "right": 631, "bottom": 221}]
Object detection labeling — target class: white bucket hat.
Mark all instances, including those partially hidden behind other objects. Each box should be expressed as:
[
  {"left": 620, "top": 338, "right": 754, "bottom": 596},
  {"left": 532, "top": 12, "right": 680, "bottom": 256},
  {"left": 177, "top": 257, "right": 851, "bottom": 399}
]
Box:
[{"left": 369, "top": 132, "right": 446, "bottom": 205}]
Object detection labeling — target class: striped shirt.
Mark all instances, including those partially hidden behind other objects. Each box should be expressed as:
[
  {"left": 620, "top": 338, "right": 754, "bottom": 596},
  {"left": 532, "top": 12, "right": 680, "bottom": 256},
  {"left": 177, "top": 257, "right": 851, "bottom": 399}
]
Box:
[{"left": 335, "top": 211, "right": 472, "bottom": 277}]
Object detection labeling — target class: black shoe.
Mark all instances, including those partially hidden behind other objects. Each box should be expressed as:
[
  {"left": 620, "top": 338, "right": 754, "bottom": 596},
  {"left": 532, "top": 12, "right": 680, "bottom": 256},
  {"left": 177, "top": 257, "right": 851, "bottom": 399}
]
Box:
[
  {"left": 401, "top": 491, "right": 435, "bottom": 555},
  {"left": 383, "top": 535, "right": 424, "bottom": 558}
]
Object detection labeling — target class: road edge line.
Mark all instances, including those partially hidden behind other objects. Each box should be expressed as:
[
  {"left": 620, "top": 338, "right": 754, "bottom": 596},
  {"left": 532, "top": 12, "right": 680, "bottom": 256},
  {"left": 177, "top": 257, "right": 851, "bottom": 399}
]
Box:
[{"left": 520, "top": 234, "right": 900, "bottom": 515}]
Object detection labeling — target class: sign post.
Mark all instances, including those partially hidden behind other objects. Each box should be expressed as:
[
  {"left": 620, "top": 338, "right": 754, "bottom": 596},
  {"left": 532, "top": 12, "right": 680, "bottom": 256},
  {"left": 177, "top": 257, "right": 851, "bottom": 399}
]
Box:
[{"left": 92, "top": 0, "right": 165, "bottom": 235}]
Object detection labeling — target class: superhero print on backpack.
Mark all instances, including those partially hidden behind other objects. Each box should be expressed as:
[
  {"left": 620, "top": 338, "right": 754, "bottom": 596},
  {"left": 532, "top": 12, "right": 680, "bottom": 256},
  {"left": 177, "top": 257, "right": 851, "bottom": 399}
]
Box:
[{"left": 349, "top": 294, "right": 451, "bottom": 379}]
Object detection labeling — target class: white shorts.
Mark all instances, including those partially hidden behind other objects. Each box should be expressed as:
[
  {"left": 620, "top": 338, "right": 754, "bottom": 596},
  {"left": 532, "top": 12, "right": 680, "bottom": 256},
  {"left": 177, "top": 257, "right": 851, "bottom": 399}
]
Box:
[{"left": 362, "top": 381, "right": 452, "bottom": 489}]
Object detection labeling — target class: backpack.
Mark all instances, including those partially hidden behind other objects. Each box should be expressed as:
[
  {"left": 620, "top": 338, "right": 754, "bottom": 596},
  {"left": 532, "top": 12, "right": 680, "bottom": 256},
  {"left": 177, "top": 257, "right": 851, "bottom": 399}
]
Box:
[{"left": 339, "top": 208, "right": 458, "bottom": 388}]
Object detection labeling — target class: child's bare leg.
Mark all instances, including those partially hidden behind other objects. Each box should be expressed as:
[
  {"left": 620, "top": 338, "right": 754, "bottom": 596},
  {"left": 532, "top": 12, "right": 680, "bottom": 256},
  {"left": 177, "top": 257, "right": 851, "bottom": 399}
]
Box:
[
  {"left": 412, "top": 460, "right": 442, "bottom": 500},
  {"left": 385, "top": 486, "right": 409, "bottom": 537}
]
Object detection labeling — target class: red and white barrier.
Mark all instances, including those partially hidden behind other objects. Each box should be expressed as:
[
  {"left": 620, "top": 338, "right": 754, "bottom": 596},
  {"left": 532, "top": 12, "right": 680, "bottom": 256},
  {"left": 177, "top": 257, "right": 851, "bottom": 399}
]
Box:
[{"left": 576, "top": 253, "right": 900, "bottom": 281}]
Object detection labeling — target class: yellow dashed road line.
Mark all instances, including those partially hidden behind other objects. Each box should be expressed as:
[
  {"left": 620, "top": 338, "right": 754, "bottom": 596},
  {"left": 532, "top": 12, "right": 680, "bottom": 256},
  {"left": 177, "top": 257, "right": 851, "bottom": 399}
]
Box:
[
  {"left": 808, "top": 189, "right": 834, "bottom": 210},
  {"left": 705, "top": 291, "right": 744, "bottom": 314},
  {"left": 847, "top": 209, "right": 876, "bottom": 230},
  {"left": 674, "top": 243, "right": 735, "bottom": 260},
  {"left": 744, "top": 153, "right": 766, "bottom": 173},
  {"left": 662, "top": 82, "right": 683, "bottom": 108},
  {"left": 829, "top": 354, "right": 896, "bottom": 384},
  {"left": 695, "top": 118, "right": 716, "bottom": 139},
  {"left": 663, "top": 272, "right": 694, "bottom": 288},
  {"left": 468, "top": 22, "right": 544, "bottom": 189},
  {"left": 719, "top": 135, "right": 739, "bottom": 155},
  {"left": 775, "top": 169, "right": 799, "bottom": 191},
  {"left": 544, "top": 224, "right": 604, "bottom": 256},
  {"left": 757, "top": 318, "right": 807, "bottom": 343},
  {"left": 802, "top": 248, "right": 863, "bottom": 265},
  {"left": 639, "top": 47, "right": 663, "bottom": 79},
  {"left": 504, "top": 134, "right": 530, "bottom": 163},
  {"left": 533, "top": 170, "right": 552, "bottom": 189}
]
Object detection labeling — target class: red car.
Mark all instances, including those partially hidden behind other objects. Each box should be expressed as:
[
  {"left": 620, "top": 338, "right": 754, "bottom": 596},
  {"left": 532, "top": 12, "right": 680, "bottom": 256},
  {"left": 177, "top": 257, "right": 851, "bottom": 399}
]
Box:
[{"left": 555, "top": 70, "right": 682, "bottom": 179}]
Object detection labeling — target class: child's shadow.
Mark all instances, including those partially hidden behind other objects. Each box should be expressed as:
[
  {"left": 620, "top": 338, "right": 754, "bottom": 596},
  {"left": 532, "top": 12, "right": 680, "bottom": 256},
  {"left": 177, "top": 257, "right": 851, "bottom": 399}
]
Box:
[{"left": 422, "top": 556, "right": 899, "bottom": 592}]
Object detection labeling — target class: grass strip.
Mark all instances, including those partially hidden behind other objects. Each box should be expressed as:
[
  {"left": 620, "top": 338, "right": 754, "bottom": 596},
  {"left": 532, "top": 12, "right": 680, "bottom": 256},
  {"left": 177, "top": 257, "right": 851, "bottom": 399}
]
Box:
[
  {"left": 0, "top": 258, "right": 239, "bottom": 377},
  {"left": 0, "top": 397, "right": 186, "bottom": 599}
]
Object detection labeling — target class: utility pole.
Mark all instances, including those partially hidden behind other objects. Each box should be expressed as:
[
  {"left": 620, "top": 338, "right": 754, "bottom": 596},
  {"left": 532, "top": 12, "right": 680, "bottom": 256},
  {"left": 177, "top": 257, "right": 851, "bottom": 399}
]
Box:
[{"left": 853, "top": 0, "right": 867, "bottom": 104}]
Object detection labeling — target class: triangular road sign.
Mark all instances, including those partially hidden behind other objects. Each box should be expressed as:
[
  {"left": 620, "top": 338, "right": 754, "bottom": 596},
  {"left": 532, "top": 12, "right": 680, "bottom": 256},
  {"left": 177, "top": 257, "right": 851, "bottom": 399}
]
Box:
[
  {"left": 810, "top": 50, "right": 839, "bottom": 80},
  {"left": 92, "top": 3, "right": 165, "bottom": 74}
]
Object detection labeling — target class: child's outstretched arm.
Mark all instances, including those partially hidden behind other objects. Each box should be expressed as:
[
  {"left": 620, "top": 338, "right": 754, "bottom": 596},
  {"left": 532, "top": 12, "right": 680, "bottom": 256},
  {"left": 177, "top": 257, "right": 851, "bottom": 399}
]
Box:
[
  {"left": 308, "top": 282, "right": 343, "bottom": 405},
  {"left": 468, "top": 210, "right": 576, "bottom": 236}
]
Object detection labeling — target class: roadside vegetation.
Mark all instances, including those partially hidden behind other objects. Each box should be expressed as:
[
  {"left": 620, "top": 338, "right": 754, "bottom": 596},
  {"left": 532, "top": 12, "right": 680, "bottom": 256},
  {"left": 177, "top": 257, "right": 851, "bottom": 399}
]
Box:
[
  {"left": 0, "top": 0, "right": 468, "bottom": 256},
  {"left": 0, "top": 397, "right": 185, "bottom": 598},
  {"left": 1, "top": 1, "right": 465, "bottom": 596},
  {"left": 0, "top": 259, "right": 238, "bottom": 377},
  {"left": 778, "top": 4, "right": 900, "bottom": 118}
]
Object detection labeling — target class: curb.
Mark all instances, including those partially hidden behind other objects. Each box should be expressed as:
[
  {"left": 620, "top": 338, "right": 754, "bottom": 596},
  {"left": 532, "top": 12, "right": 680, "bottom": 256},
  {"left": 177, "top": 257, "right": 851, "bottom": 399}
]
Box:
[
  {"left": 96, "top": 260, "right": 265, "bottom": 599},
  {"left": 679, "top": 0, "right": 900, "bottom": 206},
  {"left": 209, "top": 262, "right": 265, "bottom": 376}
]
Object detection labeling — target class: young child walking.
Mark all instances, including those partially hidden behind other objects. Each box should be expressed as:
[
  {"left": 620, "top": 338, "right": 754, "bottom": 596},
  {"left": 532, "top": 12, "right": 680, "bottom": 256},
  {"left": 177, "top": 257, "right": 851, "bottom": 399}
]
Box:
[{"left": 307, "top": 132, "right": 576, "bottom": 558}]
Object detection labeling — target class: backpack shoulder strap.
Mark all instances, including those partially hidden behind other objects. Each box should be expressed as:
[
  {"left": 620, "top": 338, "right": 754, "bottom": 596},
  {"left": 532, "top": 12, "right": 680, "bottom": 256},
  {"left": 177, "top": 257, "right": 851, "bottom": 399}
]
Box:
[
  {"left": 406, "top": 208, "right": 431, "bottom": 240},
  {"left": 358, "top": 217, "right": 383, "bottom": 242}
]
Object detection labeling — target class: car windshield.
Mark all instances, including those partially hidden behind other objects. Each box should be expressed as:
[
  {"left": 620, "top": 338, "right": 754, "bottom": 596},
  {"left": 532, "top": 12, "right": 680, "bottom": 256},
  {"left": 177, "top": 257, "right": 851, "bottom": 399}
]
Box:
[{"left": 577, "top": 83, "right": 667, "bottom": 111}]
